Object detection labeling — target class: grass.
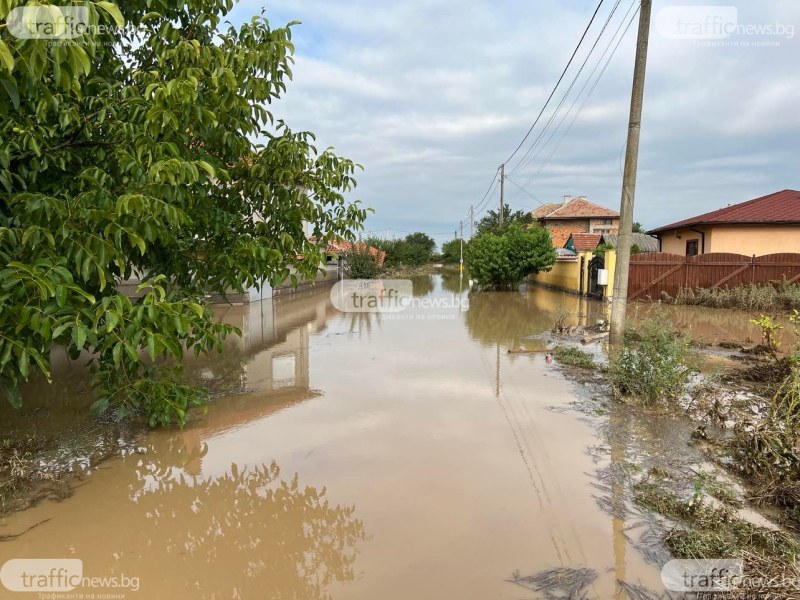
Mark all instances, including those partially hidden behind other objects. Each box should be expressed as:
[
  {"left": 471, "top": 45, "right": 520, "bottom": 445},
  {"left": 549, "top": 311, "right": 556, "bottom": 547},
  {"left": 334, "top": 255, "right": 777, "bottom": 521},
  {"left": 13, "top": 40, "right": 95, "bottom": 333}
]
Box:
[
  {"left": 553, "top": 346, "right": 595, "bottom": 369},
  {"left": 666, "top": 280, "right": 800, "bottom": 312}
]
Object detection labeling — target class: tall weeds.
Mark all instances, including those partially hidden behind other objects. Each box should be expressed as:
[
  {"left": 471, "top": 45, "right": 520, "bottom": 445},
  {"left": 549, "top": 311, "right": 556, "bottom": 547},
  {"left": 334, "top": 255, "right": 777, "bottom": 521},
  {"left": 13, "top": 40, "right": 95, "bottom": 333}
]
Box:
[{"left": 666, "top": 280, "right": 800, "bottom": 311}]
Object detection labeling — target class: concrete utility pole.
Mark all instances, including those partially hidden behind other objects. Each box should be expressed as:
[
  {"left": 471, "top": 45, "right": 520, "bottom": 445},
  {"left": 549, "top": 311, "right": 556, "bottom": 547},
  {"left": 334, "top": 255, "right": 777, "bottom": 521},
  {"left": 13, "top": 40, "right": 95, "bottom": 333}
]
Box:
[
  {"left": 610, "top": 0, "right": 652, "bottom": 344},
  {"left": 459, "top": 220, "right": 464, "bottom": 275},
  {"left": 469, "top": 205, "right": 474, "bottom": 238},
  {"left": 499, "top": 163, "right": 505, "bottom": 226}
]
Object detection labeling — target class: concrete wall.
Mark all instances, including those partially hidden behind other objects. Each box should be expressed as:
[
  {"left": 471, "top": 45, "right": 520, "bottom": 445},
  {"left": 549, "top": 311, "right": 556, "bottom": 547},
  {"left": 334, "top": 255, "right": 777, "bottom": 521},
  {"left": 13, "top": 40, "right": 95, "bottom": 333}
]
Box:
[
  {"left": 531, "top": 258, "right": 581, "bottom": 291},
  {"left": 657, "top": 224, "right": 800, "bottom": 256},
  {"left": 529, "top": 251, "right": 595, "bottom": 295}
]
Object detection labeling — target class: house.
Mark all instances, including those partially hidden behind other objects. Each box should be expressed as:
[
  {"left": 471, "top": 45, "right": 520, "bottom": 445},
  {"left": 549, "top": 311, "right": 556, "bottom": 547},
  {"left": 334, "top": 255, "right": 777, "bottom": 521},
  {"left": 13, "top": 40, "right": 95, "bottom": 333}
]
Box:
[
  {"left": 532, "top": 195, "right": 620, "bottom": 247},
  {"left": 649, "top": 189, "right": 800, "bottom": 256}
]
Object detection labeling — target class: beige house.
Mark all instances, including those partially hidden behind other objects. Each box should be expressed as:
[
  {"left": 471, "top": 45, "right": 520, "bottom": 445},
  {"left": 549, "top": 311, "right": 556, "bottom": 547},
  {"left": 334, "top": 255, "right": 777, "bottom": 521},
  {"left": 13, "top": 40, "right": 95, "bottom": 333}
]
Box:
[
  {"left": 532, "top": 195, "right": 619, "bottom": 247},
  {"left": 650, "top": 189, "right": 800, "bottom": 256}
]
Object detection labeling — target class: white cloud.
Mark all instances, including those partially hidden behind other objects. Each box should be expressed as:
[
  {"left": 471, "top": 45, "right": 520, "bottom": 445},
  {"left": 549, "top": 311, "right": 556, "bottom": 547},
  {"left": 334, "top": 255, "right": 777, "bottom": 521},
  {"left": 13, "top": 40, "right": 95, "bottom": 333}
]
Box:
[{"left": 232, "top": 0, "right": 800, "bottom": 241}]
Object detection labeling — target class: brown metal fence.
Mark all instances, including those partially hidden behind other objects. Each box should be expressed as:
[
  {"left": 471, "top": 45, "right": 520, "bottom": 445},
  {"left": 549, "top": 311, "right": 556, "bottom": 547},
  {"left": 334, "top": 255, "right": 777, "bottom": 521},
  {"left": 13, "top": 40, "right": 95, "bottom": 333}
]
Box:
[{"left": 628, "top": 252, "right": 800, "bottom": 301}]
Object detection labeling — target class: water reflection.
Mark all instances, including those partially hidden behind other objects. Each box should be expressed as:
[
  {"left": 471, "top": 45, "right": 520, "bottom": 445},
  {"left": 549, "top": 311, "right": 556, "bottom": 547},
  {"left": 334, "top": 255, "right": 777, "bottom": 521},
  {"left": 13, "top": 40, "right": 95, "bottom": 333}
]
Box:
[{"left": 128, "top": 458, "right": 365, "bottom": 599}]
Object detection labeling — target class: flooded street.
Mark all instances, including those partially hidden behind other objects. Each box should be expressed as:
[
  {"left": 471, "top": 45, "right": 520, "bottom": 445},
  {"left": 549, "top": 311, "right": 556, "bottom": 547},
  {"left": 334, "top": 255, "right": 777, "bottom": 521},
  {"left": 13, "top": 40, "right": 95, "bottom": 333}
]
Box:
[{"left": 0, "top": 274, "right": 766, "bottom": 599}]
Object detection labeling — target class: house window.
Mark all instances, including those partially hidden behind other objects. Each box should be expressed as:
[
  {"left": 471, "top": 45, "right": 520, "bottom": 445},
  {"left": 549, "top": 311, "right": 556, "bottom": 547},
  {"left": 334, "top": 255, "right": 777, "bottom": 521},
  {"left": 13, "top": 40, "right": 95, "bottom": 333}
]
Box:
[{"left": 686, "top": 239, "right": 699, "bottom": 256}]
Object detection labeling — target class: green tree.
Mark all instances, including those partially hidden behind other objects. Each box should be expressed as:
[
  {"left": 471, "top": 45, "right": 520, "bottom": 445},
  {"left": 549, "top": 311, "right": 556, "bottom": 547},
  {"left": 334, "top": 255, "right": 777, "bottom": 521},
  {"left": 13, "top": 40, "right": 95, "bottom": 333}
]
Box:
[
  {"left": 368, "top": 232, "right": 436, "bottom": 267},
  {"left": 632, "top": 222, "right": 644, "bottom": 233},
  {"left": 344, "top": 245, "right": 381, "bottom": 279},
  {"left": 465, "top": 223, "right": 556, "bottom": 289},
  {"left": 475, "top": 206, "right": 533, "bottom": 236},
  {"left": 440, "top": 239, "right": 461, "bottom": 264},
  {"left": 0, "top": 2, "right": 367, "bottom": 425}
]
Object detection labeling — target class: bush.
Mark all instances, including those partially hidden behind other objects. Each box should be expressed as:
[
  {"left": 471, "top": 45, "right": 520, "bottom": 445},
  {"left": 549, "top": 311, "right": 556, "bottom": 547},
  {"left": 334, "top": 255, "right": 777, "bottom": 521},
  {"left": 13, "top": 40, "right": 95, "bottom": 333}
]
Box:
[
  {"left": 345, "top": 246, "right": 381, "bottom": 279},
  {"left": 465, "top": 222, "right": 556, "bottom": 289},
  {"left": 609, "top": 308, "right": 695, "bottom": 403}
]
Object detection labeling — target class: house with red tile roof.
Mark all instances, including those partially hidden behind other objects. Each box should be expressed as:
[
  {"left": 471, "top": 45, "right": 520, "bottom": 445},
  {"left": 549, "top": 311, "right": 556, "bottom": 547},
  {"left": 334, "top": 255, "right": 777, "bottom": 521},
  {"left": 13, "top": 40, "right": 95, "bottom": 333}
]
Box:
[
  {"left": 649, "top": 189, "right": 800, "bottom": 256},
  {"left": 532, "top": 195, "right": 620, "bottom": 247}
]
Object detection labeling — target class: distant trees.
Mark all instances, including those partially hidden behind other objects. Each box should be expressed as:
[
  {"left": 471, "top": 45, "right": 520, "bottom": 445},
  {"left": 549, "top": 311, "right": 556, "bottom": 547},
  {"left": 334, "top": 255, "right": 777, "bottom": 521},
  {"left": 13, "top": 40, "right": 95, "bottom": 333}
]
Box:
[
  {"left": 366, "top": 233, "right": 436, "bottom": 267},
  {"left": 465, "top": 223, "right": 557, "bottom": 289}
]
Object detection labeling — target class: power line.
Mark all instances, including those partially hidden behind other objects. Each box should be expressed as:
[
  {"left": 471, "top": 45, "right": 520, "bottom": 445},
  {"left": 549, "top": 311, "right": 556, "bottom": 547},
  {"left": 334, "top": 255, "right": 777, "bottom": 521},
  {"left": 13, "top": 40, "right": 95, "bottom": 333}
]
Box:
[
  {"left": 514, "top": 2, "right": 640, "bottom": 193},
  {"left": 507, "top": 0, "right": 625, "bottom": 178},
  {"left": 502, "top": 0, "right": 607, "bottom": 166}
]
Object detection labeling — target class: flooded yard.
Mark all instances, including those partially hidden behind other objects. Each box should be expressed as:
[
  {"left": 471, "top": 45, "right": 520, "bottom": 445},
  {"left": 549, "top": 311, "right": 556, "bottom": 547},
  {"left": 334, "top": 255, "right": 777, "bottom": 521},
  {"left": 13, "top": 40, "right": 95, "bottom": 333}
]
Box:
[{"left": 0, "top": 274, "right": 779, "bottom": 599}]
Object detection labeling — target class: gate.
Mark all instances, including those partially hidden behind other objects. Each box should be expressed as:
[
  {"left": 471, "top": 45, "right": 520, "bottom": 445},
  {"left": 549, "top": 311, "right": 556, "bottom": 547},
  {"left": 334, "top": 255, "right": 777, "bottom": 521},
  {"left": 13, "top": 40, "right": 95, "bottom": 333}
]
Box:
[{"left": 588, "top": 255, "right": 605, "bottom": 299}]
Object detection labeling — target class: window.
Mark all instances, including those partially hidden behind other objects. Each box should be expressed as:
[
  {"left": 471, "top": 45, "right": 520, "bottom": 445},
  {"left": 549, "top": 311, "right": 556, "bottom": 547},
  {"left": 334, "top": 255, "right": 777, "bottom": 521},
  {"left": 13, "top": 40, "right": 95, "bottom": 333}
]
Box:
[{"left": 686, "top": 239, "right": 699, "bottom": 256}]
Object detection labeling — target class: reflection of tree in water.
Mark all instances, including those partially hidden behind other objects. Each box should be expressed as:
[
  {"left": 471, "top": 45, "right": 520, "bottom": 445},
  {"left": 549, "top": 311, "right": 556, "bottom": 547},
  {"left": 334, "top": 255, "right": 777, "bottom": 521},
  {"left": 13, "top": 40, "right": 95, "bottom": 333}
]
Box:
[
  {"left": 410, "top": 275, "right": 434, "bottom": 297},
  {"left": 346, "top": 310, "right": 381, "bottom": 338},
  {"left": 132, "top": 460, "right": 366, "bottom": 599},
  {"left": 464, "top": 291, "right": 552, "bottom": 347},
  {"left": 439, "top": 272, "right": 466, "bottom": 295}
]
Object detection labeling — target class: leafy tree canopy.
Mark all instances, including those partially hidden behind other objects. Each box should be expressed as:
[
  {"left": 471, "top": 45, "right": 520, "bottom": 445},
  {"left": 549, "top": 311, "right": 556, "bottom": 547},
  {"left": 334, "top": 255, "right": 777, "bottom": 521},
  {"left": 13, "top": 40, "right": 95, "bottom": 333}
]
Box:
[
  {"left": 465, "top": 222, "right": 556, "bottom": 289},
  {"left": 475, "top": 205, "right": 533, "bottom": 236},
  {"left": 0, "top": 1, "right": 367, "bottom": 425},
  {"left": 366, "top": 232, "right": 435, "bottom": 267}
]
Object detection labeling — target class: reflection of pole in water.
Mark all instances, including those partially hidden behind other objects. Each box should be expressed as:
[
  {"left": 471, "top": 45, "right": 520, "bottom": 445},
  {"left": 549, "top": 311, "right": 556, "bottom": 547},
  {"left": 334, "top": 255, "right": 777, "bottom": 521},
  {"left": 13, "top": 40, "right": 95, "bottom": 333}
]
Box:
[
  {"left": 495, "top": 343, "right": 500, "bottom": 397},
  {"left": 610, "top": 408, "right": 628, "bottom": 599}
]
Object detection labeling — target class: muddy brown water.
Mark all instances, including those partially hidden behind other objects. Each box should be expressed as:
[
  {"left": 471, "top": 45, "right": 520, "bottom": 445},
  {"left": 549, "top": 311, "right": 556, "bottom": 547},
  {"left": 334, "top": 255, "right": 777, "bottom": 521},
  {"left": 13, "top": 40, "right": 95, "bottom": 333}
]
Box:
[{"left": 0, "top": 275, "right": 776, "bottom": 599}]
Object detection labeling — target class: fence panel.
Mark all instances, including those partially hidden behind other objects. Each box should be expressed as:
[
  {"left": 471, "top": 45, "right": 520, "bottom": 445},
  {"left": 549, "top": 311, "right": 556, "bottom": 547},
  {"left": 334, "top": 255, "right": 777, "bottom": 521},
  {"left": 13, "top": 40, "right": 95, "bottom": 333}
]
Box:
[
  {"left": 628, "top": 252, "right": 685, "bottom": 300},
  {"left": 628, "top": 252, "right": 800, "bottom": 301}
]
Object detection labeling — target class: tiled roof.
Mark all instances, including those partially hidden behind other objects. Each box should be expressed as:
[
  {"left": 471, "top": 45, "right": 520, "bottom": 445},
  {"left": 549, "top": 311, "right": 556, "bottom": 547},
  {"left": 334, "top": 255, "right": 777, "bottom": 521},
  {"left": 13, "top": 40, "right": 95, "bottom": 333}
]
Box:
[
  {"left": 531, "top": 203, "right": 561, "bottom": 218},
  {"left": 650, "top": 190, "right": 800, "bottom": 233},
  {"left": 567, "top": 233, "right": 602, "bottom": 252},
  {"left": 534, "top": 198, "right": 619, "bottom": 220},
  {"left": 600, "top": 233, "right": 660, "bottom": 253}
]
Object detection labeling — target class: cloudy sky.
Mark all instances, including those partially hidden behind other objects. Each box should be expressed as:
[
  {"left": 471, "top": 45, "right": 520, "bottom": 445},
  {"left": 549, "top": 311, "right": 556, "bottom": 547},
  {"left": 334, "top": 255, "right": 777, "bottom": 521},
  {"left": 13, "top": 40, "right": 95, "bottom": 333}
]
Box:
[{"left": 229, "top": 0, "right": 799, "bottom": 245}]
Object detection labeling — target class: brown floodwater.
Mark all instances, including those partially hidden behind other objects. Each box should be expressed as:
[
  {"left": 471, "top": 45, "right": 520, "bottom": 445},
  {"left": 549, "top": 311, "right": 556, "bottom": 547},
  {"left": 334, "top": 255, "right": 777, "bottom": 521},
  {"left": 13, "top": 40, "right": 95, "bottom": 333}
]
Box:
[{"left": 0, "top": 275, "right": 769, "bottom": 599}]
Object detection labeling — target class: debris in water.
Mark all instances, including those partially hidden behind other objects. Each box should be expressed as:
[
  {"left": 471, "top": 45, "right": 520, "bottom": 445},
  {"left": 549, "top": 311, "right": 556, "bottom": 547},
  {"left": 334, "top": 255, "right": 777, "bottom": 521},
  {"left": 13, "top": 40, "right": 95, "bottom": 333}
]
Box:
[{"left": 508, "top": 566, "right": 597, "bottom": 599}]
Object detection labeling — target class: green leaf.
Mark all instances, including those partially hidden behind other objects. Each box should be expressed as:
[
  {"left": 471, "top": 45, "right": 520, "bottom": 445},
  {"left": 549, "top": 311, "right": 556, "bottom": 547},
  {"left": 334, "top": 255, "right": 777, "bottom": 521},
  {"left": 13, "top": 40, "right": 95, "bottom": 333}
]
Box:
[
  {"left": 95, "top": 1, "right": 125, "bottom": 28},
  {"left": 0, "top": 38, "right": 14, "bottom": 72},
  {"left": 2, "top": 381, "right": 22, "bottom": 409}
]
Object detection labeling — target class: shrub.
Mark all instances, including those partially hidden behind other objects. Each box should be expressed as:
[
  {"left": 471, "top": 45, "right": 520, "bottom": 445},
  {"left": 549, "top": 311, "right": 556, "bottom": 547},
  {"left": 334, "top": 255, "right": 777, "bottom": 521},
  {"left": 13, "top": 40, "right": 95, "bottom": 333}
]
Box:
[
  {"left": 609, "top": 308, "right": 695, "bottom": 403},
  {"left": 345, "top": 246, "right": 381, "bottom": 279},
  {"left": 465, "top": 222, "right": 556, "bottom": 289}
]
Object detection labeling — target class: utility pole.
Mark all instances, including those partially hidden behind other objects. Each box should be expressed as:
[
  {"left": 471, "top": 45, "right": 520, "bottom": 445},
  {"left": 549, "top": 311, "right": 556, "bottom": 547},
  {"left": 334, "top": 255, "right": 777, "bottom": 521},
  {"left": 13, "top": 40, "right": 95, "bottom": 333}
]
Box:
[
  {"left": 459, "top": 220, "right": 464, "bottom": 275},
  {"left": 469, "top": 205, "right": 474, "bottom": 238},
  {"left": 610, "top": 0, "right": 652, "bottom": 344},
  {"left": 499, "top": 163, "right": 505, "bottom": 226}
]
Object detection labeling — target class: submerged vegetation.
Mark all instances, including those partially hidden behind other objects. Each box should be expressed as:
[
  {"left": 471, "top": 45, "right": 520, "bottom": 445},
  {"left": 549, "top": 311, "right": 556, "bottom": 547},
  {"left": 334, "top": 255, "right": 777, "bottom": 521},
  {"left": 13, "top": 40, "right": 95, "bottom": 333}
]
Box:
[
  {"left": 553, "top": 346, "right": 595, "bottom": 369},
  {"left": 664, "top": 281, "right": 800, "bottom": 311}
]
